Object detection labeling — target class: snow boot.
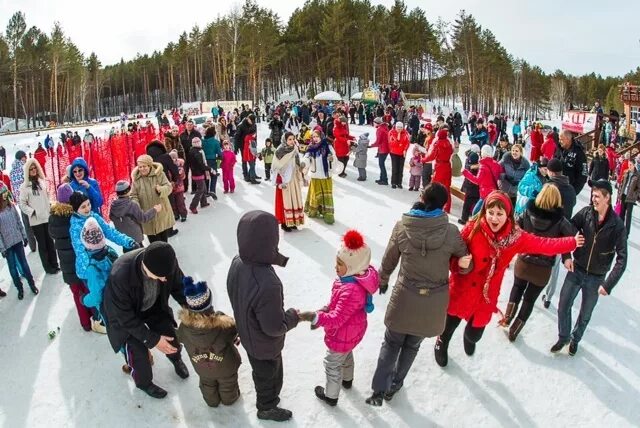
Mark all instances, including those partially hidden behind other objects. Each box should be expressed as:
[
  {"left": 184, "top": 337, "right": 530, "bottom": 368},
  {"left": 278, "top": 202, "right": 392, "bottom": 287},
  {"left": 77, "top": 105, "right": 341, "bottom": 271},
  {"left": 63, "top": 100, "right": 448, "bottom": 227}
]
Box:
[
  {"left": 17, "top": 284, "right": 24, "bottom": 300},
  {"left": 91, "top": 317, "right": 107, "bottom": 334},
  {"left": 29, "top": 283, "right": 39, "bottom": 295},
  {"left": 341, "top": 379, "right": 353, "bottom": 389},
  {"left": 365, "top": 391, "right": 384, "bottom": 406},
  {"left": 257, "top": 407, "right": 292, "bottom": 422},
  {"left": 0, "top": 288, "right": 6, "bottom": 298},
  {"left": 541, "top": 294, "right": 551, "bottom": 309},
  {"left": 498, "top": 302, "right": 517, "bottom": 327},
  {"left": 171, "top": 358, "right": 190, "bottom": 379},
  {"left": 434, "top": 337, "right": 449, "bottom": 367},
  {"left": 463, "top": 336, "right": 476, "bottom": 356},
  {"left": 384, "top": 383, "right": 402, "bottom": 401},
  {"left": 314, "top": 386, "right": 337, "bottom": 406},
  {"left": 550, "top": 340, "right": 568, "bottom": 353},
  {"left": 508, "top": 319, "right": 525, "bottom": 342},
  {"left": 139, "top": 383, "right": 167, "bottom": 399},
  {"left": 281, "top": 224, "right": 292, "bottom": 232},
  {"left": 568, "top": 341, "right": 578, "bottom": 356}
]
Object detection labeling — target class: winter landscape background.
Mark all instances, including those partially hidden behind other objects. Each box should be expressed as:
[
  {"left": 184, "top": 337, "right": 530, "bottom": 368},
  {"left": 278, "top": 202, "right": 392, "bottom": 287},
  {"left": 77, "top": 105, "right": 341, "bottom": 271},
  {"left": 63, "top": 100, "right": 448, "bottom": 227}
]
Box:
[{"left": 0, "top": 117, "right": 638, "bottom": 427}]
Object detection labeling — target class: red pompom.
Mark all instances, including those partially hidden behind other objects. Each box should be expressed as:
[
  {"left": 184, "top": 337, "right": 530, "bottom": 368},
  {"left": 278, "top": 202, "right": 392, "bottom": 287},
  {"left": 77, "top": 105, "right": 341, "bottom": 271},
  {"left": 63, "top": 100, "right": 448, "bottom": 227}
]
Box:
[{"left": 342, "top": 230, "right": 365, "bottom": 250}]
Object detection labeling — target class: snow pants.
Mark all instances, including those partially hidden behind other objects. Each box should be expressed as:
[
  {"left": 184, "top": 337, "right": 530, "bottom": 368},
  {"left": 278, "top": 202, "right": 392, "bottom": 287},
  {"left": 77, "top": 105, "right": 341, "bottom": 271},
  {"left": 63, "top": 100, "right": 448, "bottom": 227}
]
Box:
[
  {"left": 69, "top": 282, "right": 92, "bottom": 331},
  {"left": 323, "top": 349, "right": 354, "bottom": 399},
  {"left": 199, "top": 373, "right": 240, "bottom": 407},
  {"left": 247, "top": 353, "right": 283, "bottom": 411},
  {"left": 371, "top": 328, "right": 424, "bottom": 393}
]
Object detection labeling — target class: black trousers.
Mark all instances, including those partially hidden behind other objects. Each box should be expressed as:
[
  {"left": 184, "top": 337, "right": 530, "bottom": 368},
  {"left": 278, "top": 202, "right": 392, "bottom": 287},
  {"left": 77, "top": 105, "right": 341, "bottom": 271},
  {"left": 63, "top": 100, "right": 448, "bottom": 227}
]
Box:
[
  {"left": 124, "top": 305, "right": 181, "bottom": 388},
  {"left": 247, "top": 353, "right": 283, "bottom": 411},
  {"left": 371, "top": 328, "right": 424, "bottom": 393},
  {"left": 619, "top": 199, "right": 634, "bottom": 236},
  {"left": 461, "top": 195, "right": 479, "bottom": 222},
  {"left": 510, "top": 276, "right": 545, "bottom": 322},
  {"left": 148, "top": 229, "right": 169, "bottom": 243},
  {"left": 422, "top": 162, "right": 433, "bottom": 187},
  {"left": 242, "top": 161, "right": 249, "bottom": 179},
  {"left": 264, "top": 163, "right": 272, "bottom": 180},
  {"left": 390, "top": 154, "right": 405, "bottom": 186},
  {"left": 31, "top": 222, "right": 58, "bottom": 272},
  {"left": 440, "top": 314, "right": 485, "bottom": 345},
  {"left": 337, "top": 156, "right": 349, "bottom": 175}
]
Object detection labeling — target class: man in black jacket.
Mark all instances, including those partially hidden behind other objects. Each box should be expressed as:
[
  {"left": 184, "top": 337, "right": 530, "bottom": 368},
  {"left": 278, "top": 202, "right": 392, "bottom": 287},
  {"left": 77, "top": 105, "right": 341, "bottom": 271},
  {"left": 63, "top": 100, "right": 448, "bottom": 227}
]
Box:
[
  {"left": 102, "top": 242, "right": 190, "bottom": 399},
  {"left": 234, "top": 114, "right": 257, "bottom": 181},
  {"left": 558, "top": 130, "right": 588, "bottom": 195},
  {"left": 227, "top": 210, "right": 302, "bottom": 422},
  {"left": 551, "top": 180, "right": 627, "bottom": 355},
  {"left": 542, "top": 158, "right": 577, "bottom": 308},
  {"left": 179, "top": 120, "right": 202, "bottom": 192}
]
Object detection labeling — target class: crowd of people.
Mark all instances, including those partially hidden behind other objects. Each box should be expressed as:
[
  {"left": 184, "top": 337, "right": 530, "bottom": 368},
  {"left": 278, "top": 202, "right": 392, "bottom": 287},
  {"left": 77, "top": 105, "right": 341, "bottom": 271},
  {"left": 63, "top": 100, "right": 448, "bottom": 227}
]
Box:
[{"left": 0, "top": 96, "right": 633, "bottom": 423}]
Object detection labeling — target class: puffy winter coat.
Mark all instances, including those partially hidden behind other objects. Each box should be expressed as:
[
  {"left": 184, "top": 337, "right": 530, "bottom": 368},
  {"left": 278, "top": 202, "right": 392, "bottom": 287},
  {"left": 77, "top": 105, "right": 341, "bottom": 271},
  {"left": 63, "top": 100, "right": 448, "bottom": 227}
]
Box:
[
  {"left": 462, "top": 157, "right": 503, "bottom": 199},
  {"left": 227, "top": 210, "right": 298, "bottom": 360},
  {"left": 130, "top": 162, "right": 175, "bottom": 235},
  {"left": 388, "top": 129, "right": 410, "bottom": 156},
  {"left": 109, "top": 197, "right": 157, "bottom": 244},
  {"left": 316, "top": 266, "right": 379, "bottom": 353},
  {"left": 499, "top": 153, "right": 530, "bottom": 198},
  {"left": 49, "top": 202, "right": 80, "bottom": 285},
  {"left": 530, "top": 129, "right": 544, "bottom": 162},
  {"left": 370, "top": 125, "right": 390, "bottom": 155},
  {"left": 332, "top": 120, "right": 353, "bottom": 157},
  {"left": 18, "top": 159, "right": 51, "bottom": 226},
  {"left": 177, "top": 310, "right": 242, "bottom": 380},
  {"left": 541, "top": 135, "right": 557, "bottom": 161},
  {"left": 9, "top": 159, "right": 25, "bottom": 201},
  {"left": 589, "top": 154, "right": 609, "bottom": 182},
  {"left": 469, "top": 127, "right": 489, "bottom": 147},
  {"left": 83, "top": 246, "right": 118, "bottom": 309},
  {"left": 68, "top": 157, "right": 103, "bottom": 213},
  {"left": 353, "top": 136, "right": 369, "bottom": 169},
  {"left": 448, "top": 218, "right": 576, "bottom": 327},
  {"left": 202, "top": 136, "right": 222, "bottom": 163},
  {"left": 380, "top": 211, "right": 469, "bottom": 338}
]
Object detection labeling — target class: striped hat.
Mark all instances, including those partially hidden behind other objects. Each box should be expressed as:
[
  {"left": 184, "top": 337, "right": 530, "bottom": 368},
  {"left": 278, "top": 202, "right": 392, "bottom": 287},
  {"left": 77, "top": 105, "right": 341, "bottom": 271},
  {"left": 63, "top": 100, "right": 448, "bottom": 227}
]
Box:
[{"left": 183, "top": 276, "right": 212, "bottom": 313}]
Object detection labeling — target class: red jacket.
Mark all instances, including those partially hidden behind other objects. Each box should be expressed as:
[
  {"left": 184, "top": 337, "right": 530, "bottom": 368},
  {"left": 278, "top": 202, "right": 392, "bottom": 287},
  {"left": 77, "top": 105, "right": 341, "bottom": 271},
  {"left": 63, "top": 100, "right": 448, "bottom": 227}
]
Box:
[
  {"left": 541, "top": 134, "right": 556, "bottom": 161},
  {"left": 243, "top": 134, "right": 256, "bottom": 162},
  {"left": 488, "top": 123, "right": 497, "bottom": 145},
  {"left": 422, "top": 130, "right": 453, "bottom": 186},
  {"left": 332, "top": 119, "right": 353, "bottom": 157},
  {"left": 530, "top": 129, "right": 544, "bottom": 163},
  {"left": 605, "top": 146, "right": 618, "bottom": 173},
  {"left": 34, "top": 147, "right": 47, "bottom": 173},
  {"left": 388, "top": 129, "right": 410, "bottom": 156},
  {"left": 370, "top": 125, "right": 390, "bottom": 155},
  {"left": 462, "top": 157, "right": 503, "bottom": 199},
  {"left": 448, "top": 218, "right": 577, "bottom": 327}
]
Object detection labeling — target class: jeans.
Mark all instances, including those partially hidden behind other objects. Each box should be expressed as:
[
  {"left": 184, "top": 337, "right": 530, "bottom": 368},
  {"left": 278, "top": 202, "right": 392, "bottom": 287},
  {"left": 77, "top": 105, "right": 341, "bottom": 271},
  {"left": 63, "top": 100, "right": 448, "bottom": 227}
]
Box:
[
  {"left": 264, "top": 163, "right": 272, "bottom": 180},
  {"left": 242, "top": 161, "right": 249, "bottom": 179},
  {"left": 206, "top": 159, "right": 218, "bottom": 194},
  {"left": 371, "top": 329, "right": 424, "bottom": 393},
  {"left": 472, "top": 198, "right": 484, "bottom": 216},
  {"left": 557, "top": 267, "right": 604, "bottom": 344},
  {"left": 377, "top": 153, "right": 388, "bottom": 183},
  {"left": 248, "top": 160, "right": 257, "bottom": 179},
  {"left": 544, "top": 257, "right": 561, "bottom": 303},
  {"left": 5, "top": 242, "right": 34, "bottom": 289},
  {"left": 358, "top": 168, "right": 367, "bottom": 180}
]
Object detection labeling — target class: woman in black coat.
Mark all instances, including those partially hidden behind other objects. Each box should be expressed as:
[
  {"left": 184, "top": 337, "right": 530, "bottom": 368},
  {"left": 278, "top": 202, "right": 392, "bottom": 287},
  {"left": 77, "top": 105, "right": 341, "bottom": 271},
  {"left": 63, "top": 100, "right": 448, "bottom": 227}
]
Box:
[{"left": 588, "top": 144, "right": 609, "bottom": 184}]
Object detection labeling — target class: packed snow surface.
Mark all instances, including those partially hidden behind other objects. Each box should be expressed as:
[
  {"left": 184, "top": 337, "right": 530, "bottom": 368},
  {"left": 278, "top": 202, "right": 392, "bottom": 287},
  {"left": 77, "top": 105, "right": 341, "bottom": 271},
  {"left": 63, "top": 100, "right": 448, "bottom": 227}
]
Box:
[{"left": 0, "top": 119, "right": 638, "bottom": 428}]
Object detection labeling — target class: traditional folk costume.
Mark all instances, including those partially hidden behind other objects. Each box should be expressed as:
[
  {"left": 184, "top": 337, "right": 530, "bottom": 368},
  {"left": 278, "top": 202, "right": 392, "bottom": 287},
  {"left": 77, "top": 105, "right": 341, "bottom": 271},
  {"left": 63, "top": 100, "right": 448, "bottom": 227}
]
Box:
[
  {"left": 304, "top": 138, "right": 336, "bottom": 225},
  {"left": 272, "top": 143, "right": 305, "bottom": 228}
]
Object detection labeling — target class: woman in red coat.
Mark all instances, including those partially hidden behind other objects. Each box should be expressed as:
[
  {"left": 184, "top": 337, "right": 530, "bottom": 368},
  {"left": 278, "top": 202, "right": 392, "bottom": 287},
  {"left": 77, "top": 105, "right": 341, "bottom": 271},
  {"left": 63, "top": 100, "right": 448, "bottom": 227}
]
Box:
[
  {"left": 434, "top": 191, "right": 583, "bottom": 367},
  {"left": 388, "top": 122, "right": 410, "bottom": 189},
  {"left": 462, "top": 145, "right": 503, "bottom": 215},
  {"left": 530, "top": 124, "right": 544, "bottom": 163},
  {"left": 333, "top": 116, "right": 354, "bottom": 178},
  {"left": 422, "top": 129, "right": 453, "bottom": 212},
  {"left": 541, "top": 131, "right": 557, "bottom": 161}
]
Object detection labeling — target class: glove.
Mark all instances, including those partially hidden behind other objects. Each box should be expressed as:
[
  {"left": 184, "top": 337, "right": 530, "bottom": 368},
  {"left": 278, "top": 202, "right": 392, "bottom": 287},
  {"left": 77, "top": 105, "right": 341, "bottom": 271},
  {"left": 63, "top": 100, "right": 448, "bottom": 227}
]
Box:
[
  {"left": 23, "top": 239, "right": 28, "bottom": 248},
  {"left": 379, "top": 283, "right": 389, "bottom": 295},
  {"left": 297, "top": 311, "right": 316, "bottom": 322}
]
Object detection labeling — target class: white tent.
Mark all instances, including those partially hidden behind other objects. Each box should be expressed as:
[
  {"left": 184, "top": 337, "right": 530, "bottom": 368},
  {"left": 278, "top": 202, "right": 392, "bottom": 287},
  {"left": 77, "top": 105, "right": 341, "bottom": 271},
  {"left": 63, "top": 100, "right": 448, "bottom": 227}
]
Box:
[
  {"left": 314, "top": 90, "right": 343, "bottom": 101},
  {"left": 351, "top": 92, "right": 363, "bottom": 100}
]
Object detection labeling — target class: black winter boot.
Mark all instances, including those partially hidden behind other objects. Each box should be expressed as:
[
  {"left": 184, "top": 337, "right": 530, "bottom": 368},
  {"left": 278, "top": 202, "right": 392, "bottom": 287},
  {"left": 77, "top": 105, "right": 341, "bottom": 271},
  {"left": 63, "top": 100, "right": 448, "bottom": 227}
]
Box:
[
  {"left": 550, "top": 340, "right": 568, "bottom": 353},
  {"left": 257, "top": 407, "right": 293, "bottom": 422},
  {"left": 463, "top": 336, "right": 476, "bottom": 356},
  {"left": 384, "top": 383, "right": 402, "bottom": 401},
  {"left": 508, "top": 319, "right": 525, "bottom": 342},
  {"left": 568, "top": 341, "right": 578, "bottom": 356},
  {"left": 16, "top": 283, "right": 24, "bottom": 300},
  {"left": 434, "top": 337, "right": 449, "bottom": 367},
  {"left": 139, "top": 383, "right": 167, "bottom": 399},
  {"left": 171, "top": 358, "right": 189, "bottom": 379},
  {"left": 365, "top": 391, "right": 384, "bottom": 406},
  {"left": 314, "top": 386, "right": 337, "bottom": 406},
  {"left": 341, "top": 379, "right": 353, "bottom": 389}
]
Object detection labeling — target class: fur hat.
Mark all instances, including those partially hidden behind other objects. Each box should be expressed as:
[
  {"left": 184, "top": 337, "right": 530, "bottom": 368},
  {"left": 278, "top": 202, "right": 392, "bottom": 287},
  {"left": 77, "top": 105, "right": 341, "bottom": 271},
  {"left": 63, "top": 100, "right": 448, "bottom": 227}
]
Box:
[
  {"left": 81, "top": 217, "right": 105, "bottom": 251},
  {"left": 56, "top": 183, "right": 74, "bottom": 204},
  {"left": 136, "top": 154, "right": 154, "bottom": 166},
  {"left": 183, "top": 276, "right": 212, "bottom": 313},
  {"left": 69, "top": 192, "right": 89, "bottom": 212},
  {"left": 143, "top": 242, "right": 177, "bottom": 278},
  {"left": 481, "top": 145, "right": 494, "bottom": 158},
  {"left": 337, "top": 230, "right": 371, "bottom": 277}
]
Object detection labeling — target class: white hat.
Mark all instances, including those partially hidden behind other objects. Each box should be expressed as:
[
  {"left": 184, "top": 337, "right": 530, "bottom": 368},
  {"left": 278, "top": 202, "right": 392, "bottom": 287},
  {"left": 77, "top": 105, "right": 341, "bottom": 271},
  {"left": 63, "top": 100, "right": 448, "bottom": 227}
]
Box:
[
  {"left": 481, "top": 145, "right": 494, "bottom": 158},
  {"left": 470, "top": 144, "right": 481, "bottom": 153},
  {"left": 395, "top": 121, "right": 404, "bottom": 129},
  {"left": 337, "top": 230, "right": 371, "bottom": 277}
]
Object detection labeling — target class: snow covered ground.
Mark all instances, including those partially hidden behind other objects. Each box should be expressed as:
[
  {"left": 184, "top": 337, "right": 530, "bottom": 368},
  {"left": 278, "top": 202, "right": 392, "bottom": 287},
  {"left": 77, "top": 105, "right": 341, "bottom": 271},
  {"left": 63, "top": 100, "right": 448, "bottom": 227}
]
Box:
[{"left": 0, "top": 120, "right": 638, "bottom": 428}]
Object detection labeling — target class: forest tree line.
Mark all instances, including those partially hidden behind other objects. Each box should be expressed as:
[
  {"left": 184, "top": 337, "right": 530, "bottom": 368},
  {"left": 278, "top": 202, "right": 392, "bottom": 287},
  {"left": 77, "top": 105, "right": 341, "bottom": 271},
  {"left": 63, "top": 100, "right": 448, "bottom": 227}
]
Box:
[{"left": 1, "top": 0, "right": 639, "bottom": 130}]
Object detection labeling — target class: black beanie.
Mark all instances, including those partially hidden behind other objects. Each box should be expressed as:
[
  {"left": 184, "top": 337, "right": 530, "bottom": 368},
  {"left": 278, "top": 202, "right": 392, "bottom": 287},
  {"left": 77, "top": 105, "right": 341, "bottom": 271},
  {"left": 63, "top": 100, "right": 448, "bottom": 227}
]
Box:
[
  {"left": 69, "top": 192, "right": 89, "bottom": 212},
  {"left": 591, "top": 179, "right": 612, "bottom": 196},
  {"left": 143, "top": 242, "right": 177, "bottom": 277}
]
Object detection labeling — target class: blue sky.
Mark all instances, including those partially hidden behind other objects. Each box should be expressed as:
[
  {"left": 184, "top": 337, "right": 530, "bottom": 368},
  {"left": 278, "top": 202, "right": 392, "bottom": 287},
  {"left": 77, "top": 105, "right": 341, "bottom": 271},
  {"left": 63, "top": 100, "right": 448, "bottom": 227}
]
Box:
[{"left": 2, "top": 0, "right": 639, "bottom": 77}]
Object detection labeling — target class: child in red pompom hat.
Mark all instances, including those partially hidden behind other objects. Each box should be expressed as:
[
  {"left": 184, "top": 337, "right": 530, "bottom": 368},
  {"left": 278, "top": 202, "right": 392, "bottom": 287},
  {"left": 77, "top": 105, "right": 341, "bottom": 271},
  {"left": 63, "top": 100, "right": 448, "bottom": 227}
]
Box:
[{"left": 298, "top": 229, "right": 379, "bottom": 406}]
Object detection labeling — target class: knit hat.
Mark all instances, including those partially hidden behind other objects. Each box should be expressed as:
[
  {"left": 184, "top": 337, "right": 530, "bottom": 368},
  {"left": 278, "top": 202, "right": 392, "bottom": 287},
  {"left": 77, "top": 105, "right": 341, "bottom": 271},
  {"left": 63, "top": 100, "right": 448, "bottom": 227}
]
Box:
[
  {"left": 470, "top": 144, "right": 481, "bottom": 153},
  {"left": 81, "top": 217, "right": 105, "bottom": 251},
  {"left": 480, "top": 145, "right": 494, "bottom": 158},
  {"left": 191, "top": 137, "right": 202, "bottom": 148},
  {"left": 183, "top": 276, "right": 212, "bottom": 313},
  {"left": 547, "top": 158, "right": 563, "bottom": 173},
  {"left": 359, "top": 133, "right": 370, "bottom": 143},
  {"left": 143, "top": 242, "right": 177, "bottom": 278},
  {"left": 395, "top": 121, "right": 404, "bottom": 129},
  {"left": 337, "top": 230, "right": 371, "bottom": 277},
  {"left": 374, "top": 117, "right": 383, "bottom": 125},
  {"left": 136, "top": 154, "right": 154, "bottom": 166},
  {"left": 56, "top": 183, "right": 74, "bottom": 204},
  {"left": 15, "top": 150, "right": 26, "bottom": 160},
  {"left": 69, "top": 192, "right": 89, "bottom": 212},
  {"left": 591, "top": 179, "right": 612, "bottom": 196},
  {"left": 115, "top": 180, "right": 131, "bottom": 195}
]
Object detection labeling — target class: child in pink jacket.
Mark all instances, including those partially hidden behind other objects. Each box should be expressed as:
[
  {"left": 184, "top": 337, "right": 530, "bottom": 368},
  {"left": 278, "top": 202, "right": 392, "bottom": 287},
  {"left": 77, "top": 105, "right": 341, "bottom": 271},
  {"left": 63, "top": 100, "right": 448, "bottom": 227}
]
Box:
[
  {"left": 300, "top": 230, "right": 379, "bottom": 406},
  {"left": 220, "top": 140, "right": 237, "bottom": 193}
]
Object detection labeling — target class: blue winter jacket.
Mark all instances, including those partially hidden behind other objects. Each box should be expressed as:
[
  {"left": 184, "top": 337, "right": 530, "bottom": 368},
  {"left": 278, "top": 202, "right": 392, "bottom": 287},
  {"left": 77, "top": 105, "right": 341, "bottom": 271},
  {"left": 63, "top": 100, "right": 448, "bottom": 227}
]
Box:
[
  {"left": 70, "top": 212, "right": 135, "bottom": 280},
  {"left": 82, "top": 246, "right": 118, "bottom": 310},
  {"left": 202, "top": 136, "right": 222, "bottom": 163},
  {"left": 469, "top": 129, "right": 489, "bottom": 147},
  {"left": 68, "top": 157, "right": 103, "bottom": 213}
]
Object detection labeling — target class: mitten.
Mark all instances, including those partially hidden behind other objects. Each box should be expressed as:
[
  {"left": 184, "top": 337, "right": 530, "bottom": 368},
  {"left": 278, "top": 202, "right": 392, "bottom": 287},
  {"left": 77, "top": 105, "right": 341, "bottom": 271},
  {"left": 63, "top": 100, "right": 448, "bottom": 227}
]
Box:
[
  {"left": 297, "top": 311, "right": 316, "bottom": 322},
  {"left": 379, "top": 283, "right": 389, "bottom": 295}
]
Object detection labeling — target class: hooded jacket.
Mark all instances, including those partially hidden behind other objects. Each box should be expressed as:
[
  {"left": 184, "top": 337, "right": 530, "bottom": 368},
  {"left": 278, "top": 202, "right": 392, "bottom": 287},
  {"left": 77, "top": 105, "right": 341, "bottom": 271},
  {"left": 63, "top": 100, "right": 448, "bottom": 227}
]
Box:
[
  {"left": 380, "top": 212, "right": 469, "bottom": 337},
  {"left": 332, "top": 119, "right": 353, "bottom": 158},
  {"left": 316, "top": 266, "right": 379, "bottom": 353},
  {"left": 18, "top": 159, "right": 51, "bottom": 226},
  {"left": 541, "top": 134, "right": 557, "bottom": 161},
  {"left": 422, "top": 130, "right": 453, "bottom": 187},
  {"left": 530, "top": 129, "right": 544, "bottom": 162},
  {"left": 370, "top": 125, "right": 390, "bottom": 155},
  {"left": 146, "top": 140, "right": 179, "bottom": 182},
  {"left": 130, "top": 162, "right": 175, "bottom": 235},
  {"left": 68, "top": 157, "right": 103, "bottom": 213},
  {"left": 226, "top": 210, "right": 298, "bottom": 360},
  {"left": 177, "top": 310, "right": 242, "bottom": 380},
  {"left": 49, "top": 202, "right": 80, "bottom": 285},
  {"left": 102, "top": 248, "right": 187, "bottom": 352},
  {"left": 462, "top": 157, "right": 504, "bottom": 199},
  {"left": 109, "top": 197, "right": 157, "bottom": 244},
  {"left": 588, "top": 154, "right": 609, "bottom": 182}
]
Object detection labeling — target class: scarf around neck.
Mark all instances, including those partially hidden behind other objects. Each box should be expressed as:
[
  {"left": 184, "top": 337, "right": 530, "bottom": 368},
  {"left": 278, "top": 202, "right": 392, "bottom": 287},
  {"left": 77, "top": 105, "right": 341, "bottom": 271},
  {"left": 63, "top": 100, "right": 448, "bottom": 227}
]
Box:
[
  {"left": 306, "top": 138, "right": 331, "bottom": 176},
  {"left": 479, "top": 219, "right": 521, "bottom": 303}
]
